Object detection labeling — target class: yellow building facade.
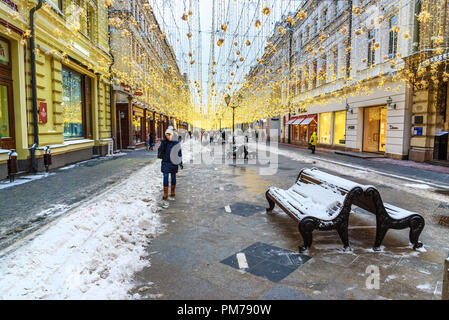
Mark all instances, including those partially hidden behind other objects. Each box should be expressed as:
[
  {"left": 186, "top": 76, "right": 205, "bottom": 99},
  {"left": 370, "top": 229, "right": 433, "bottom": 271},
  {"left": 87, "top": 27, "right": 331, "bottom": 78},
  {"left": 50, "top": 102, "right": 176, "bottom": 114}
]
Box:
[
  {"left": 0, "top": 0, "right": 112, "bottom": 179},
  {"left": 406, "top": 0, "right": 449, "bottom": 163}
]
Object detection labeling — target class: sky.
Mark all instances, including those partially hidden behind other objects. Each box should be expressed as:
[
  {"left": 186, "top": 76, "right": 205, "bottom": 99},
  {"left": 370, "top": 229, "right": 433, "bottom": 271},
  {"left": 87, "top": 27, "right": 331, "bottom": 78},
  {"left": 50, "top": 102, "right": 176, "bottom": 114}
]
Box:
[{"left": 149, "top": 0, "right": 303, "bottom": 112}]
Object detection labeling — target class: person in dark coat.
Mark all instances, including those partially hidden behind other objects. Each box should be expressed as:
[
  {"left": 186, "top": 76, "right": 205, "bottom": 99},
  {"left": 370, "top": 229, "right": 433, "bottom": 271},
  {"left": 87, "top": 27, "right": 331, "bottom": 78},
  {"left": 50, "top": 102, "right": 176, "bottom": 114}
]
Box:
[
  {"left": 158, "top": 128, "right": 183, "bottom": 200},
  {"left": 149, "top": 131, "right": 154, "bottom": 150}
]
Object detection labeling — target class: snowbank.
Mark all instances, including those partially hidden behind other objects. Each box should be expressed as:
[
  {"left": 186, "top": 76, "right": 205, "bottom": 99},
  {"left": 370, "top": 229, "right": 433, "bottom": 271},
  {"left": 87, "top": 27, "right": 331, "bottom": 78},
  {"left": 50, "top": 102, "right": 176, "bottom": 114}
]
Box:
[{"left": 0, "top": 159, "right": 165, "bottom": 299}]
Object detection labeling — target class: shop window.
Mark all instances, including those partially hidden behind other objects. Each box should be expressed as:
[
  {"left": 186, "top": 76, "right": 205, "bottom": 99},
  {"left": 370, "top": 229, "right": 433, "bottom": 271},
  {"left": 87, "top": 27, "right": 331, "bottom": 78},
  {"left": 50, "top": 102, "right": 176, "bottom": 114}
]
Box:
[
  {"left": 319, "top": 112, "right": 331, "bottom": 144},
  {"left": 333, "top": 111, "right": 346, "bottom": 145},
  {"left": 0, "top": 84, "right": 10, "bottom": 139},
  {"left": 61, "top": 67, "right": 92, "bottom": 139},
  {"left": 299, "top": 124, "right": 308, "bottom": 142}
]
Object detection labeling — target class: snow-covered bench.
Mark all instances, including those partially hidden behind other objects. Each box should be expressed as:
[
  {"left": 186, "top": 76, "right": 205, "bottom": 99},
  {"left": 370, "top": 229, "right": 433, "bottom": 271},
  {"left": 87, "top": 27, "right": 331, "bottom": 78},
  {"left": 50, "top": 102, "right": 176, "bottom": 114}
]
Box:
[{"left": 265, "top": 168, "right": 425, "bottom": 252}]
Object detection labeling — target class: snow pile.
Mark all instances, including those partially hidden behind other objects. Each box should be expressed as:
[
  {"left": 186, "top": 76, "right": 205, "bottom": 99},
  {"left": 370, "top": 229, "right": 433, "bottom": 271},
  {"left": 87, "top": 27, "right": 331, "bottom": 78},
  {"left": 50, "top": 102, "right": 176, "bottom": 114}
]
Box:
[{"left": 0, "top": 159, "right": 165, "bottom": 299}]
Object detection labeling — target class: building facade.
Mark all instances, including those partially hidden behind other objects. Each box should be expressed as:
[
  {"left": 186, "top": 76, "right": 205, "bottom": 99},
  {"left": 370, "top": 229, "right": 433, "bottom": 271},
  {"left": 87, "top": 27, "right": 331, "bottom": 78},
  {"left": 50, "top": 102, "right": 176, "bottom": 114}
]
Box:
[
  {"left": 0, "top": 0, "right": 112, "bottom": 179},
  {"left": 274, "top": 0, "right": 418, "bottom": 159},
  {"left": 109, "top": 0, "right": 188, "bottom": 150},
  {"left": 405, "top": 0, "right": 449, "bottom": 163}
]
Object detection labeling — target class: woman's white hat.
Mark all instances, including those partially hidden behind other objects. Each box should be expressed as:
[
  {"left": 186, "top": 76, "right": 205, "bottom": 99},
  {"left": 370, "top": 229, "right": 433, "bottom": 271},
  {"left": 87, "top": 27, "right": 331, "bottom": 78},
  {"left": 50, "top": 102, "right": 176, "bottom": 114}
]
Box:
[{"left": 165, "top": 128, "right": 174, "bottom": 135}]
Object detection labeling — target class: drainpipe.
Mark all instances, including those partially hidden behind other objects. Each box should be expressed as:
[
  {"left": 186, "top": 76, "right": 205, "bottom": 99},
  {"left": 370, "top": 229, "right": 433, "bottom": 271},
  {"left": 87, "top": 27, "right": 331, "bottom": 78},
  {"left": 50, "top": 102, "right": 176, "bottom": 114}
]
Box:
[
  {"left": 29, "top": 0, "right": 44, "bottom": 172},
  {"left": 108, "top": 7, "right": 116, "bottom": 151}
]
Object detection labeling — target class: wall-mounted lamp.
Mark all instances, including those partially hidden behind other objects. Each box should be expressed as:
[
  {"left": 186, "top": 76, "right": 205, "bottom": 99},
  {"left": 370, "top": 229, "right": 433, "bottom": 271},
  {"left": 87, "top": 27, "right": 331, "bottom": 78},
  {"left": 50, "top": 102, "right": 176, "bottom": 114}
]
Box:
[
  {"left": 346, "top": 103, "right": 353, "bottom": 114},
  {"left": 387, "top": 96, "right": 397, "bottom": 109}
]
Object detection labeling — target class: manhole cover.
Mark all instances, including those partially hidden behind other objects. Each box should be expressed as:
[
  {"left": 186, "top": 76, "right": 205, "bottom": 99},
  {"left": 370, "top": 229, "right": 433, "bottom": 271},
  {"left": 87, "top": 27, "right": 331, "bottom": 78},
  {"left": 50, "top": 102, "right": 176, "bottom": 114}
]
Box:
[
  {"left": 221, "top": 242, "right": 311, "bottom": 283},
  {"left": 219, "top": 202, "right": 265, "bottom": 217}
]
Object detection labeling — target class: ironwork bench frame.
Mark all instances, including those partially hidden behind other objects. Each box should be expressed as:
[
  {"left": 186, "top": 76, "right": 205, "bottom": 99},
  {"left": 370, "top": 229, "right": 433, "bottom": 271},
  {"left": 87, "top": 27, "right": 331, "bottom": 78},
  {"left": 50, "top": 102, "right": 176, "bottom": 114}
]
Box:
[{"left": 265, "top": 168, "right": 425, "bottom": 252}]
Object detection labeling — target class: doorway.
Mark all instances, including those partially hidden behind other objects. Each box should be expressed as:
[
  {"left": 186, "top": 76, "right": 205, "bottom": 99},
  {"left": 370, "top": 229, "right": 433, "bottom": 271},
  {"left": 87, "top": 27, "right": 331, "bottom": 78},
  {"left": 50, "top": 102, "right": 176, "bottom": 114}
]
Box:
[
  {"left": 0, "top": 37, "right": 14, "bottom": 150},
  {"left": 363, "top": 106, "right": 387, "bottom": 153}
]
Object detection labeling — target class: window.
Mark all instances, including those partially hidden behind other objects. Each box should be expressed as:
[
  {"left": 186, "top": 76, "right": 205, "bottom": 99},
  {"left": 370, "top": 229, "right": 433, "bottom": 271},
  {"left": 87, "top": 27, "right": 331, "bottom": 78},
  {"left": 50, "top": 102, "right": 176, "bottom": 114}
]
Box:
[
  {"left": 0, "top": 84, "right": 11, "bottom": 139},
  {"left": 312, "top": 60, "right": 318, "bottom": 89},
  {"left": 319, "top": 112, "right": 331, "bottom": 144},
  {"left": 313, "top": 17, "right": 319, "bottom": 34},
  {"left": 322, "top": 8, "right": 328, "bottom": 27},
  {"left": 332, "top": 47, "right": 338, "bottom": 79},
  {"left": 320, "top": 54, "right": 327, "bottom": 85},
  {"left": 333, "top": 111, "right": 346, "bottom": 145},
  {"left": 86, "top": 6, "right": 95, "bottom": 40},
  {"left": 61, "top": 67, "right": 92, "bottom": 139},
  {"left": 367, "top": 29, "right": 376, "bottom": 66},
  {"left": 388, "top": 15, "right": 398, "bottom": 59}
]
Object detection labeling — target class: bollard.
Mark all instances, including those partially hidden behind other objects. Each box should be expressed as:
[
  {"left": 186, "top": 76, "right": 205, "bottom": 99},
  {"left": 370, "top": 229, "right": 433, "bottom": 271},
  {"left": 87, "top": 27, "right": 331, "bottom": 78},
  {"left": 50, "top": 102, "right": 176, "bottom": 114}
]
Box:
[
  {"left": 43, "top": 146, "right": 52, "bottom": 172},
  {"left": 7, "top": 149, "right": 18, "bottom": 183},
  {"left": 443, "top": 253, "right": 449, "bottom": 300}
]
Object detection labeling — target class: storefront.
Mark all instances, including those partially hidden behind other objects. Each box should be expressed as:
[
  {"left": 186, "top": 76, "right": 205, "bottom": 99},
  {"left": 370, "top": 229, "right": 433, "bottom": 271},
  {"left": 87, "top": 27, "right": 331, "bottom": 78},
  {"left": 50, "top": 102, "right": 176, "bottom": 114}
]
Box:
[
  {"left": 362, "top": 105, "right": 387, "bottom": 153},
  {"left": 133, "top": 106, "right": 145, "bottom": 146},
  {"left": 287, "top": 114, "right": 317, "bottom": 145},
  {"left": 0, "top": 37, "right": 14, "bottom": 150},
  {"left": 61, "top": 67, "right": 93, "bottom": 140}
]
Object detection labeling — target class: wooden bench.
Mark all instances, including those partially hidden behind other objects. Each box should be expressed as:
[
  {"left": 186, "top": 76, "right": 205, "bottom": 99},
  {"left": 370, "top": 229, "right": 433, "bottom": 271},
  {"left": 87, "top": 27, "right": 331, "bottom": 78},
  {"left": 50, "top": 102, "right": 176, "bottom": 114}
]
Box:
[{"left": 265, "top": 168, "right": 425, "bottom": 252}]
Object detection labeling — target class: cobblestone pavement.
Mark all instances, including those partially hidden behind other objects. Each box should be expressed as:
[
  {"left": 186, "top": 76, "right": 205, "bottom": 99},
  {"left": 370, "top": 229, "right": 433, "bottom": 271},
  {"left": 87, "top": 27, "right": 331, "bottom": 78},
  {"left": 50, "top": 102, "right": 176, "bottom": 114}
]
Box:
[
  {"left": 0, "top": 149, "right": 157, "bottom": 252},
  {"left": 131, "top": 142, "right": 449, "bottom": 300}
]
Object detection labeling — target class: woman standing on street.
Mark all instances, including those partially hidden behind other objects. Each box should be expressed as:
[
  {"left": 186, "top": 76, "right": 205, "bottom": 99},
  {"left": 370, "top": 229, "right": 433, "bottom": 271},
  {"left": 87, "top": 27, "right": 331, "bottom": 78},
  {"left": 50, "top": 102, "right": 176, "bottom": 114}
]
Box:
[
  {"left": 158, "top": 128, "right": 183, "bottom": 200},
  {"left": 309, "top": 131, "right": 317, "bottom": 154}
]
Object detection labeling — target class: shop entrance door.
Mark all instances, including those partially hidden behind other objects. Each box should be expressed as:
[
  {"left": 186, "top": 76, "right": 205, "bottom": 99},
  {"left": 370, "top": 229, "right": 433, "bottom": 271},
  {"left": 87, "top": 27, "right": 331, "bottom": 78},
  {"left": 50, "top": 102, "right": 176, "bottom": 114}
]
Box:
[
  {"left": 0, "top": 80, "right": 14, "bottom": 149},
  {"left": 363, "top": 106, "right": 387, "bottom": 153}
]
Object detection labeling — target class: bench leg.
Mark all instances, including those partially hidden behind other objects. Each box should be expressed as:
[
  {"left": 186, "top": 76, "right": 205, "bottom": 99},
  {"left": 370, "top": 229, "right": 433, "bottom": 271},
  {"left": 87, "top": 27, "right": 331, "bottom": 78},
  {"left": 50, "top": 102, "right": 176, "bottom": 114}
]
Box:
[
  {"left": 409, "top": 215, "right": 425, "bottom": 250},
  {"left": 265, "top": 191, "right": 275, "bottom": 213},
  {"left": 298, "top": 218, "right": 316, "bottom": 253},
  {"left": 336, "top": 219, "right": 350, "bottom": 251},
  {"left": 374, "top": 222, "right": 389, "bottom": 251}
]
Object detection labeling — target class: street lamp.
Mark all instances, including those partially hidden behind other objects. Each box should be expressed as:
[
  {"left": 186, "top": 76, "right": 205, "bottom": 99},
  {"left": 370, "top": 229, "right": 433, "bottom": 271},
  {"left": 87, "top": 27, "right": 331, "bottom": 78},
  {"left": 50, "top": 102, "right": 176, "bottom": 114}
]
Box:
[{"left": 224, "top": 94, "right": 236, "bottom": 143}]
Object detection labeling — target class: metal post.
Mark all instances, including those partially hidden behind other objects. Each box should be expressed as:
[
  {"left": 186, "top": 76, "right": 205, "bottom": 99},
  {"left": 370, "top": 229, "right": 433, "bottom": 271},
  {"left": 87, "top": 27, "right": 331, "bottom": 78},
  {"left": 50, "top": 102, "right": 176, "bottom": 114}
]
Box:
[
  {"left": 29, "top": 0, "right": 44, "bottom": 173},
  {"left": 443, "top": 253, "right": 449, "bottom": 300},
  {"left": 287, "top": 25, "right": 293, "bottom": 145}
]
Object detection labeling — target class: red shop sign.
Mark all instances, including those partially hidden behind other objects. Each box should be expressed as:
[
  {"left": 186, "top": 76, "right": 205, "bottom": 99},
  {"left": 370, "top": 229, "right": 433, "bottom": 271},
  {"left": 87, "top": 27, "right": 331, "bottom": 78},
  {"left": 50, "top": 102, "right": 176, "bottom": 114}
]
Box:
[{"left": 39, "top": 101, "right": 47, "bottom": 123}]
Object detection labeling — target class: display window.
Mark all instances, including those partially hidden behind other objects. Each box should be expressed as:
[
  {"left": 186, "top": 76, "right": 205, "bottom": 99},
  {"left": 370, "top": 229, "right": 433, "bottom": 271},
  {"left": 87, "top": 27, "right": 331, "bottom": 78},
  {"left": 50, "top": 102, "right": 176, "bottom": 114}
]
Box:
[
  {"left": 62, "top": 67, "right": 93, "bottom": 139},
  {"left": 319, "top": 112, "right": 331, "bottom": 144},
  {"left": 333, "top": 111, "right": 346, "bottom": 145}
]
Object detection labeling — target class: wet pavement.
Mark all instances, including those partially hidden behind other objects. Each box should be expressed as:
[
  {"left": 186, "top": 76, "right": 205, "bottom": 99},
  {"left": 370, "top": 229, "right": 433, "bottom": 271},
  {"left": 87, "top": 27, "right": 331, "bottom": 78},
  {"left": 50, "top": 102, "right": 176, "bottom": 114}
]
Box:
[
  {"left": 0, "top": 149, "right": 157, "bottom": 252},
  {"left": 1, "top": 140, "right": 448, "bottom": 299},
  {"left": 131, "top": 142, "right": 449, "bottom": 300}
]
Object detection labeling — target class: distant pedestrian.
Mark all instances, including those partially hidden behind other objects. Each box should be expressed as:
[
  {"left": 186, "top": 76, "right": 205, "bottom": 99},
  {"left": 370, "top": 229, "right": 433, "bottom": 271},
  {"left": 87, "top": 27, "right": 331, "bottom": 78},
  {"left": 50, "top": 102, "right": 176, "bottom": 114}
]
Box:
[
  {"left": 309, "top": 131, "right": 317, "bottom": 154},
  {"left": 145, "top": 134, "right": 150, "bottom": 151},
  {"left": 158, "top": 128, "right": 183, "bottom": 200},
  {"left": 149, "top": 131, "right": 154, "bottom": 150}
]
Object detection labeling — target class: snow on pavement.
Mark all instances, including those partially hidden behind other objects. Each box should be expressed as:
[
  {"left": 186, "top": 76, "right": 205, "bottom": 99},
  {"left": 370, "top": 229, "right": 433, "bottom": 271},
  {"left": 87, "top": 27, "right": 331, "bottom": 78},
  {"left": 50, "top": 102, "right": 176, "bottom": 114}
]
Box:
[
  {"left": 254, "top": 142, "right": 449, "bottom": 202},
  {"left": 0, "top": 158, "right": 165, "bottom": 299}
]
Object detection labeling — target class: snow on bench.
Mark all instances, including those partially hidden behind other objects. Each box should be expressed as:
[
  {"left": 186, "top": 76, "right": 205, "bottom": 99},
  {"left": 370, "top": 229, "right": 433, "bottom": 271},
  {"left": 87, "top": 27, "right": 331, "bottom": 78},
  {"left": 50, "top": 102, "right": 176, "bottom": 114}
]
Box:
[{"left": 266, "top": 168, "right": 425, "bottom": 252}]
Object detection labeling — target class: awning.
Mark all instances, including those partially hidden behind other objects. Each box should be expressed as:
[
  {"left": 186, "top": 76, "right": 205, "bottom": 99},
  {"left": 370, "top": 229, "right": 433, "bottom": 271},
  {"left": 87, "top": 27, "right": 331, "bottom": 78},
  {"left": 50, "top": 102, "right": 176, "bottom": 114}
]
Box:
[
  {"left": 293, "top": 116, "right": 307, "bottom": 125},
  {"left": 287, "top": 116, "right": 307, "bottom": 125},
  {"left": 300, "top": 115, "right": 317, "bottom": 126},
  {"left": 286, "top": 117, "right": 299, "bottom": 125}
]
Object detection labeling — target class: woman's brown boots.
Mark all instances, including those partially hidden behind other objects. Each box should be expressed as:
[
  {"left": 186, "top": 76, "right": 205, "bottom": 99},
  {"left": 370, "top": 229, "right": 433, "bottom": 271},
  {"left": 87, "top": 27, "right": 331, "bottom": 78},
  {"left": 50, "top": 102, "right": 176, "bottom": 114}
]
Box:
[
  {"left": 163, "top": 186, "right": 169, "bottom": 200},
  {"left": 170, "top": 185, "right": 176, "bottom": 197}
]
